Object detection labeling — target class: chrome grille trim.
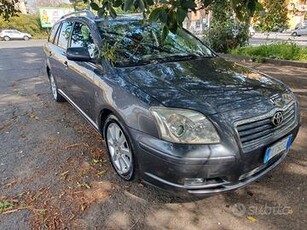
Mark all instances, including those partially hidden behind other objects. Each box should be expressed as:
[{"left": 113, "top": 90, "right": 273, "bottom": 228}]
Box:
[{"left": 235, "top": 102, "right": 297, "bottom": 152}]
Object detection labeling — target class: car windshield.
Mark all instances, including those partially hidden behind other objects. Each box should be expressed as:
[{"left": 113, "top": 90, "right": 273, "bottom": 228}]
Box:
[{"left": 97, "top": 20, "right": 215, "bottom": 67}]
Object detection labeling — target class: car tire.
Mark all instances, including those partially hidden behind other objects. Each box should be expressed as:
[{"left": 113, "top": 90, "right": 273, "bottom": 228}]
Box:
[
  {"left": 291, "top": 32, "right": 298, "bottom": 37},
  {"left": 104, "top": 115, "right": 137, "bottom": 181},
  {"left": 23, "top": 36, "right": 29, "bottom": 41},
  {"left": 4, "top": 36, "right": 10, "bottom": 41},
  {"left": 49, "top": 72, "right": 65, "bottom": 102}
]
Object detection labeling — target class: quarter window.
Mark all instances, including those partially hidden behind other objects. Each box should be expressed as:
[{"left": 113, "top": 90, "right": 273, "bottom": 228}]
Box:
[
  {"left": 57, "top": 21, "right": 73, "bottom": 50},
  {"left": 48, "top": 23, "right": 60, "bottom": 44}
]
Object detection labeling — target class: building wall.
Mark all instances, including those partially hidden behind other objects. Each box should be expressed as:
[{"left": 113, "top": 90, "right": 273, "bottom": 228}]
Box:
[
  {"left": 287, "top": 0, "right": 307, "bottom": 28},
  {"left": 15, "top": 0, "right": 29, "bottom": 14},
  {"left": 257, "top": 0, "right": 306, "bottom": 29},
  {"left": 183, "top": 10, "right": 210, "bottom": 35}
]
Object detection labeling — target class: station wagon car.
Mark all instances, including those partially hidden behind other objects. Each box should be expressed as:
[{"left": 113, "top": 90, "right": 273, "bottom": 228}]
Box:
[{"left": 44, "top": 11, "right": 300, "bottom": 195}]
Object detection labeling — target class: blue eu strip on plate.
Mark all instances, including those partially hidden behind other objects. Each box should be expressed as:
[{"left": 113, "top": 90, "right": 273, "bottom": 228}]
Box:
[{"left": 264, "top": 135, "right": 292, "bottom": 164}]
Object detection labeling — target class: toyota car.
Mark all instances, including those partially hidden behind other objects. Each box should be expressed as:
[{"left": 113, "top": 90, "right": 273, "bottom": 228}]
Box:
[{"left": 44, "top": 12, "right": 300, "bottom": 195}]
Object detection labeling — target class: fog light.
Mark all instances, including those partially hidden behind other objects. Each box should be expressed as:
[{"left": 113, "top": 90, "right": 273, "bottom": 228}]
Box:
[{"left": 184, "top": 178, "right": 204, "bottom": 186}]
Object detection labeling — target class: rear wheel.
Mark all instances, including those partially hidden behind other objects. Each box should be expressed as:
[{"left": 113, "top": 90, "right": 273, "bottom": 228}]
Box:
[
  {"left": 291, "top": 32, "right": 298, "bottom": 37},
  {"left": 104, "top": 115, "right": 137, "bottom": 181},
  {"left": 23, "top": 36, "right": 29, "bottom": 40},
  {"left": 49, "top": 73, "right": 65, "bottom": 102},
  {"left": 4, "top": 36, "right": 10, "bottom": 41}
]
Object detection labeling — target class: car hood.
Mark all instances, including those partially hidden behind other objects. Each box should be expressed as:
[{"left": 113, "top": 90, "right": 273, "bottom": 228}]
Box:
[{"left": 116, "top": 57, "right": 289, "bottom": 117}]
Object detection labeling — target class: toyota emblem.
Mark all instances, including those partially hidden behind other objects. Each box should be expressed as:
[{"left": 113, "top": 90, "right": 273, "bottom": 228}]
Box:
[{"left": 272, "top": 112, "right": 284, "bottom": 126}]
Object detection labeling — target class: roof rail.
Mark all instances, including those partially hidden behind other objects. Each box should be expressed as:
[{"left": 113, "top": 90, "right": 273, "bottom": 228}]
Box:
[{"left": 60, "top": 10, "right": 96, "bottom": 20}]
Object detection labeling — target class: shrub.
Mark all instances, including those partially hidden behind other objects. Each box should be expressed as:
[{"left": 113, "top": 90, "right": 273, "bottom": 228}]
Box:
[
  {"left": 231, "top": 42, "right": 307, "bottom": 62},
  {"left": 203, "top": 22, "right": 249, "bottom": 53},
  {"left": 202, "top": 1, "right": 250, "bottom": 53},
  {"left": 0, "top": 14, "right": 49, "bottom": 38}
]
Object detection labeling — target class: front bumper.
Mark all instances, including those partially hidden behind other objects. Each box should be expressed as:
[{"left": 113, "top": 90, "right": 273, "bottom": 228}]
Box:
[{"left": 129, "top": 125, "right": 299, "bottom": 196}]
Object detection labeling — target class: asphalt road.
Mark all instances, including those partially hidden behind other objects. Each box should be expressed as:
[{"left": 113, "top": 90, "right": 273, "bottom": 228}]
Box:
[
  {"left": 0, "top": 40, "right": 306, "bottom": 229},
  {"left": 250, "top": 32, "right": 307, "bottom": 47}
]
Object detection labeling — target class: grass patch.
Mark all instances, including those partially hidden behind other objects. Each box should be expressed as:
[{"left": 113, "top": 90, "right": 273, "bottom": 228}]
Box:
[
  {"left": 0, "top": 14, "right": 49, "bottom": 39},
  {"left": 230, "top": 42, "right": 307, "bottom": 62},
  {"left": 0, "top": 201, "right": 13, "bottom": 213}
]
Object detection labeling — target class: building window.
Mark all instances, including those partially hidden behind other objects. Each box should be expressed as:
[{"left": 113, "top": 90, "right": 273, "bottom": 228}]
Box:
[{"left": 195, "top": 20, "right": 201, "bottom": 29}]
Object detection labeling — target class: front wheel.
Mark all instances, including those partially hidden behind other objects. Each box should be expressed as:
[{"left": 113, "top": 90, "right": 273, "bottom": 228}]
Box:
[
  {"left": 23, "top": 36, "right": 29, "bottom": 40},
  {"left": 291, "top": 32, "right": 298, "bottom": 37},
  {"left": 104, "top": 115, "right": 136, "bottom": 181},
  {"left": 49, "top": 73, "right": 65, "bottom": 102}
]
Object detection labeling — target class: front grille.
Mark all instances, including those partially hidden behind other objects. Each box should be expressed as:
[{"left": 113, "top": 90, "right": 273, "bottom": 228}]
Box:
[{"left": 236, "top": 102, "right": 296, "bottom": 152}]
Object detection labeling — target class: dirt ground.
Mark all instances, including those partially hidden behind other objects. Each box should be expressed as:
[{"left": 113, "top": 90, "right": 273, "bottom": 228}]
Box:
[{"left": 0, "top": 40, "right": 306, "bottom": 229}]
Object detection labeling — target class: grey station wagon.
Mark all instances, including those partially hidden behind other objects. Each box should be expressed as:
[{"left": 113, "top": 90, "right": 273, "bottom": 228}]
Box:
[{"left": 44, "top": 11, "right": 300, "bottom": 196}]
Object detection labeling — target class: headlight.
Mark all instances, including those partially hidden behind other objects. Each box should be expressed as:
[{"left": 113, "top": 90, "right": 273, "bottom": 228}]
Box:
[{"left": 150, "top": 107, "right": 220, "bottom": 144}]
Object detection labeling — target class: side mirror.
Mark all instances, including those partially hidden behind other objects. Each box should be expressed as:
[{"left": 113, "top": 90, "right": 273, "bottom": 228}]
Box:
[{"left": 66, "top": 47, "right": 91, "bottom": 62}]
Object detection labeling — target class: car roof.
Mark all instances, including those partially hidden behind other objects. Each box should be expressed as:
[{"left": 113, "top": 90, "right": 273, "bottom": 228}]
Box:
[
  {"left": 94, "top": 14, "right": 143, "bottom": 23},
  {"left": 59, "top": 10, "right": 143, "bottom": 26}
]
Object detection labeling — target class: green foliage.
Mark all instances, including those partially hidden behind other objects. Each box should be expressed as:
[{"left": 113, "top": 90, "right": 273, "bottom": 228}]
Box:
[
  {"left": 231, "top": 42, "right": 307, "bottom": 62},
  {"left": 202, "top": 1, "right": 250, "bottom": 53},
  {"left": 253, "top": 0, "right": 288, "bottom": 32},
  {"left": 0, "top": 0, "right": 19, "bottom": 20},
  {"left": 69, "top": 0, "right": 90, "bottom": 10},
  {"left": 84, "top": 0, "right": 260, "bottom": 38},
  {"left": 0, "top": 201, "right": 13, "bottom": 213},
  {"left": 0, "top": 14, "right": 49, "bottom": 38},
  {"left": 0, "top": 0, "right": 260, "bottom": 37}
]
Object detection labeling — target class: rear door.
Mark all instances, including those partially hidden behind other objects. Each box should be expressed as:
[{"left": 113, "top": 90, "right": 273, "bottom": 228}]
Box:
[
  {"left": 48, "top": 21, "right": 73, "bottom": 93},
  {"left": 13, "top": 30, "right": 23, "bottom": 39}
]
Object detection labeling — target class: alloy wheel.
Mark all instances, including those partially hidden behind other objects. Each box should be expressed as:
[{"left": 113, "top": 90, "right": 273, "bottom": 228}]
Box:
[{"left": 106, "top": 122, "right": 133, "bottom": 175}]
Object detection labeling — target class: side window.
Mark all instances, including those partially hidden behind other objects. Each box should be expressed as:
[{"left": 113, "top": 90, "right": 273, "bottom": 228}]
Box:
[
  {"left": 57, "top": 21, "right": 73, "bottom": 50},
  {"left": 48, "top": 23, "right": 60, "bottom": 43},
  {"left": 70, "top": 22, "right": 97, "bottom": 58}
]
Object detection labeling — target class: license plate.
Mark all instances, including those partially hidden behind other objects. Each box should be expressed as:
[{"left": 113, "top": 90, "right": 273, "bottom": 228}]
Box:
[{"left": 264, "top": 135, "right": 292, "bottom": 164}]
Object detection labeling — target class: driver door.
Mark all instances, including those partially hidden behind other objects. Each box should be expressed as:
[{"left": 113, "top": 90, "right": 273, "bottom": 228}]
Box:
[{"left": 64, "top": 22, "right": 97, "bottom": 121}]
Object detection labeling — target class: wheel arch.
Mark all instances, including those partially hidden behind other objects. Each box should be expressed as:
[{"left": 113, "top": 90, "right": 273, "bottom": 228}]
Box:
[{"left": 98, "top": 107, "right": 127, "bottom": 139}]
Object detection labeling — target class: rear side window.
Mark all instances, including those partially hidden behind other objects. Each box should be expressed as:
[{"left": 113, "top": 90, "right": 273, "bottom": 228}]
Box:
[
  {"left": 57, "top": 21, "right": 73, "bottom": 50},
  {"left": 48, "top": 23, "right": 60, "bottom": 43}
]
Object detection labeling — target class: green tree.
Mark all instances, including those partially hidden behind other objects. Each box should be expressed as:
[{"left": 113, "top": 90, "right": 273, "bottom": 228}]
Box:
[
  {"left": 1, "top": 0, "right": 261, "bottom": 33},
  {"left": 255, "top": 0, "right": 288, "bottom": 32},
  {"left": 87, "top": 0, "right": 261, "bottom": 37},
  {"left": 69, "top": 0, "right": 90, "bottom": 10},
  {"left": 203, "top": 0, "right": 253, "bottom": 52},
  {"left": 0, "top": 0, "right": 19, "bottom": 20}
]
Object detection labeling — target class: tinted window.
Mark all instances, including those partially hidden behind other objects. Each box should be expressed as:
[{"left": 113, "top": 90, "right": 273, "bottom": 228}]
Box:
[
  {"left": 48, "top": 23, "right": 60, "bottom": 43},
  {"left": 57, "top": 21, "right": 73, "bottom": 49},
  {"left": 71, "top": 22, "right": 97, "bottom": 58}
]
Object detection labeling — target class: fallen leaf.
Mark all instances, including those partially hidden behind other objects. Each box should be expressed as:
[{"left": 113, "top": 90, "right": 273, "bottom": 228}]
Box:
[
  {"left": 247, "top": 216, "right": 257, "bottom": 222},
  {"left": 288, "top": 208, "right": 294, "bottom": 215},
  {"left": 65, "top": 143, "right": 81, "bottom": 149},
  {"left": 97, "top": 170, "right": 106, "bottom": 176},
  {"left": 60, "top": 170, "right": 69, "bottom": 177},
  {"left": 92, "top": 159, "right": 100, "bottom": 164}
]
